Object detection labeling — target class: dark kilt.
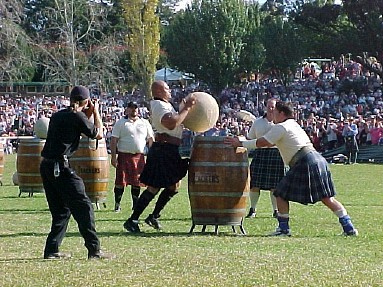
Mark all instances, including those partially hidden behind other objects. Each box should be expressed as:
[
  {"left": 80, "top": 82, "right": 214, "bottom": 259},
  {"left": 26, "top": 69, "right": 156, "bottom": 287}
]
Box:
[
  {"left": 250, "top": 148, "right": 285, "bottom": 190},
  {"left": 139, "top": 142, "right": 189, "bottom": 188},
  {"left": 275, "top": 150, "right": 336, "bottom": 204}
]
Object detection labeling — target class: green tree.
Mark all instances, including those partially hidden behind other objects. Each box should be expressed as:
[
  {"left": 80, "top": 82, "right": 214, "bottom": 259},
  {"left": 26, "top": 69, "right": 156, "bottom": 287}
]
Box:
[
  {"left": 342, "top": 0, "right": 383, "bottom": 77},
  {"left": 22, "top": 0, "right": 126, "bottom": 90},
  {"left": 0, "top": 0, "right": 34, "bottom": 81},
  {"left": 121, "top": 0, "right": 160, "bottom": 99},
  {"left": 164, "top": 0, "right": 250, "bottom": 95},
  {"left": 157, "top": 0, "right": 182, "bottom": 25},
  {"left": 261, "top": 16, "right": 305, "bottom": 85},
  {"left": 238, "top": 1, "right": 265, "bottom": 81}
]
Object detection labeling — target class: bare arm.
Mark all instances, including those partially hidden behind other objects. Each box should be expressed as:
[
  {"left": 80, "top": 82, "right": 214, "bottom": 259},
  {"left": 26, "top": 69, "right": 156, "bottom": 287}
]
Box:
[
  {"left": 147, "top": 137, "right": 154, "bottom": 148},
  {"left": 92, "top": 100, "right": 104, "bottom": 140},
  {"left": 110, "top": 136, "right": 118, "bottom": 168},
  {"left": 224, "top": 136, "right": 274, "bottom": 149},
  {"left": 161, "top": 97, "right": 196, "bottom": 130}
]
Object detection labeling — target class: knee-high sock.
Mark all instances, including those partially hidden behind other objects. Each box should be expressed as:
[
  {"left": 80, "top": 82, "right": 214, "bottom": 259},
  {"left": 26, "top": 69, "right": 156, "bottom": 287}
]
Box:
[
  {"left": 151, "top": 188, "right": 178, "bottom": 218},
  {"left": 130, "top": 189, "right": 155, "bottom": 220},
  {"left": 334, "top": 209, "right": 355, "bottom": 233},
  {"left": 131, "top": 185, "right": 141, "bottom": 209},
  {"left": 114, "top": 187, "right": 124, "bottom": 204},
  {"left": 277, "top": 213, "right": 290, "bottom": 231},
  {"left": 249, "top": 190, "right": 261, "bottom": 210}
]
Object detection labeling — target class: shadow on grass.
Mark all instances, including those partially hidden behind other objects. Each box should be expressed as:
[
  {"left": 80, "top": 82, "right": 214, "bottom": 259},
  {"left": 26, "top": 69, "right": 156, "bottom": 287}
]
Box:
[
  {"left": 0, "top": 195, "right": 45, "bottom": 199},
  {"left": 0, "top": 229, "right": 309, "bottom": 241},
  {"left": 0, "top": 209, "right": 50, "bottom": 214},
  {"left": 117, "top": 230, "right": 283, "bottom": 238}
]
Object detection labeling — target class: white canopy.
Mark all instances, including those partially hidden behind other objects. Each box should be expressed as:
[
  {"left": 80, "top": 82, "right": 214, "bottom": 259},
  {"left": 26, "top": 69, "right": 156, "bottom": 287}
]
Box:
[{"left": 155, "top": 68, "right": 193, "bottom": 82}]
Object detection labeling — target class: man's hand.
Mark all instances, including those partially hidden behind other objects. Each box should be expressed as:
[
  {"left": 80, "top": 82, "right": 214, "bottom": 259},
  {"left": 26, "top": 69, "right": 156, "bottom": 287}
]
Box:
[
  {"left": 224, "top": 136, "right": 242, "bottom": 148},
  {"left": 83, "top": 99, "right": 95, "bottom": 119},
  {"left": 111, "top": 157, "right": 118, "bottom": 168}
]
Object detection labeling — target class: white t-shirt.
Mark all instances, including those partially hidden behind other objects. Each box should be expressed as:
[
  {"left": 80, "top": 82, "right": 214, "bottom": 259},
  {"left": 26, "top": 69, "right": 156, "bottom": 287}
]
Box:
[
  {"left": 150, "top": 100, "right": 183, "bottom": 139},
  {"left": 263, "top": 119, "right": 313, "bottom": 165},
  {"left": 112, "top": 117, "right": 154, "bottom": 154},
  {"left": 247, "top": 116, "right": 277, "bottom": 149}
]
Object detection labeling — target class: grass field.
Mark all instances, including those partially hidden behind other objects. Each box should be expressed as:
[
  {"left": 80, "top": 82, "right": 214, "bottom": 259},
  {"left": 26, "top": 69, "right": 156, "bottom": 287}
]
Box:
[{"left": 0, "top": 153, "right": 382, "bottom": 287}]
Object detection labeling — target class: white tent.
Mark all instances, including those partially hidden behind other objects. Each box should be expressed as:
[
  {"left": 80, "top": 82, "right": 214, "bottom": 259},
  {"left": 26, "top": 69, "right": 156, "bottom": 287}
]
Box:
[{"left": 155, "top": 68, "right": 193, "bottom": 82}]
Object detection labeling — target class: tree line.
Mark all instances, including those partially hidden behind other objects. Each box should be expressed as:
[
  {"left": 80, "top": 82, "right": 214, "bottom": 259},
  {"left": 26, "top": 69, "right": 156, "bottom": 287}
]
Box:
[{"left": 1, "top": 0, "right": 382, "bottom": 98}]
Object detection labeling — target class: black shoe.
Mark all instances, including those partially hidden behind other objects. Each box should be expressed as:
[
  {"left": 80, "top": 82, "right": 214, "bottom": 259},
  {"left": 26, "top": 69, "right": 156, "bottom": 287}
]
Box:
[
  {"left": 245, "top": 208, "right": 256, "bottom": 218},
  {"left": 88, "top": 250, "right": 116, "bottom": 260},
  {"left": 114, "top": 202, "right": 121, "bottom": 212},
  {"left": 145, "top": 214, "right": 162, "bottom": 229},
  {"left": 123, "top": 218, "right": 141, "bottom": 233},
  {"left": 44, "top": 252, "right": 71, "bottom": 260}
]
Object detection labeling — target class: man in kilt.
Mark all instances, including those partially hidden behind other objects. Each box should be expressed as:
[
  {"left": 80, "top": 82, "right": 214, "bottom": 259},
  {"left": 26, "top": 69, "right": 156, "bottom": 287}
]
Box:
[
  {"left": 246, "top": 99, "right": 285, "bottom": 219},
  {"left": 225, "top": 101, "right": 358, "bottom": 237},
  {"left": 123, "top": 80, "right": 196, "bottom": 232},
  {"left": 110, "top": 101, "right": 154, "bottom": 212}
]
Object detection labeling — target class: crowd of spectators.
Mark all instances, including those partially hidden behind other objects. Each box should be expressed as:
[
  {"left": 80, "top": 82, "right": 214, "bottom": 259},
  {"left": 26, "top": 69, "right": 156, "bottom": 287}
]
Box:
[{"left": 1, "top": 57, "right": 383, "bottom": 154}]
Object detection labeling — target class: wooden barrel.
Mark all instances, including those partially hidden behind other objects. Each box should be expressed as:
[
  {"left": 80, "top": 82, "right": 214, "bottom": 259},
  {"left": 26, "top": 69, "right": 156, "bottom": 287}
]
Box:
[
  {"left": 0, "top": 142, "right": 4, "bottom": 185},
  {"left": 188, "top": 136, "right": 250, "bottom": 227},
  {"left": 17, "top": 138, "right": 45, "bottom": 195},
  {"left": 70, "top": 137, "right": 109, "bottom": 204}
]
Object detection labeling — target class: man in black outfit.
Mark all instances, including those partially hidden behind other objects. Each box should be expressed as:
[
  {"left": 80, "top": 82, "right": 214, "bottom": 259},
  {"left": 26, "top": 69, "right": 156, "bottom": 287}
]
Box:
[{"left": 40, "top": 85, "right": 114, "bottom": 260}]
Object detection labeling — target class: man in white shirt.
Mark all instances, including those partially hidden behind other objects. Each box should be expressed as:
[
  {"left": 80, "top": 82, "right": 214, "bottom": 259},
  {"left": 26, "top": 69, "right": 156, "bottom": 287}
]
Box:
[
  {"left": 225, "top": 101, "right": 358, "bottom": 237},
  {"left": 245, "top": 99, "right": 285, "bottom": 219},
  {"left": 110, "top": 102, "right": 154, "bottom": 212}
]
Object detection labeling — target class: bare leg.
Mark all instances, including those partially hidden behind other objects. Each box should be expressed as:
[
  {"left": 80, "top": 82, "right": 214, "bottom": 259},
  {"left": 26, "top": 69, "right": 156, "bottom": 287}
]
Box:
[
  {"left": 321, "top": 197, "right": 346, "bottom": 212},
  {"left": 276, "top": 196, "right": 289, "bottom": 214}
]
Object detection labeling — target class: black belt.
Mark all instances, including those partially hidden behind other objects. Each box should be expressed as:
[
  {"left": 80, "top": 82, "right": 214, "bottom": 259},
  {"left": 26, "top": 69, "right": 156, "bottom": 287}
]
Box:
[
  {"left": 155, "top": 133, "right": 182, "bottom": 146},
  {"left": 42, "top": 156, "right": 69, "bottom": 163},
  {"left": 289, "top": 146, "right": 316, "bottom": 168}
]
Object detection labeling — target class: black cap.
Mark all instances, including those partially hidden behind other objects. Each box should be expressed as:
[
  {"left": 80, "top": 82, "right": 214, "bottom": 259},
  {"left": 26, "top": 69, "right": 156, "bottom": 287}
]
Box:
[
  {"left": 125, "top": 101, "right": 138, "bottom": 109},
  {"left": 70, "top": 85, "right": 90, "bottom": 101}
]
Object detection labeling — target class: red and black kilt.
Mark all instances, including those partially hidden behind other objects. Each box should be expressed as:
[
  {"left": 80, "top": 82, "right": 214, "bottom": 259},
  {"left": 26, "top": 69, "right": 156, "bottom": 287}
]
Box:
[
  {"left": 275, "top": 150, "right": 336, "bottom": 205},
  {"left": 250, "top": 148, "right": 286, "bottom": 190},
  {"left": 139, "top": 142, "right": 188, "bottom": 189},
  {"left": 115, "top": 152, "right": 145, "bottom": 187}
]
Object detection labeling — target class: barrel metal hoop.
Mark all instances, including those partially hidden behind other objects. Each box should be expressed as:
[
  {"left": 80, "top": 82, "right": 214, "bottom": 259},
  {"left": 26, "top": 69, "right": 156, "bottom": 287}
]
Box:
[
  {"left": 189, "top": 192, "right": 248, "bottom": 197},
  {"left": 191, "top": 208, "right": 246, "bottom": 214},
  {"left": 70, "top": 157, "right": 109, "bottom": 161},
  {"left": 82, "top": 179, "right": 109, "bottom": 183},
  {"left": 190, "top": 162, "right": 248, "bottom": 167},
  {"left": 193, "top": 143, "right": 230, "bottom": 149},
  {"left": 17, "top": 172, "right": 42, "bottom": 176}
]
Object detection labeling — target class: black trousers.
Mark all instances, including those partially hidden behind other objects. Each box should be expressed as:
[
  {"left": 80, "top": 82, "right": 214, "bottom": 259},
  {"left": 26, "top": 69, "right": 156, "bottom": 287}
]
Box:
[
  {"left": 345, "top": 136, "right": 359, "bottom": 163},
  {"left": 40, "top": 160, "right": 100, "bottom": 255}
]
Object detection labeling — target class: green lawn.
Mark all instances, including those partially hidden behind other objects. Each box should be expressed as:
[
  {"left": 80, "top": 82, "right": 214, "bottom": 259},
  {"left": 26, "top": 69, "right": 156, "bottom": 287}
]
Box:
[{"left": 0, "top": 153, "right": 382, "bottom": 287}]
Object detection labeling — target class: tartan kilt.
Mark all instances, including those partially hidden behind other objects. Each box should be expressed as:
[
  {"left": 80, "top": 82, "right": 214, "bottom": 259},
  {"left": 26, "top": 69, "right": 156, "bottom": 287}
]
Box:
[
  {"left": 139, "top": 142, "right": 189, "bottom": 188},
  {"left": 250, "top": 148, "right": 286, "bottom": 190},
  {"left": 115, "top": 152, "right": 145, "bottom": 187},
  {"left": 275, "top": 150, "right": 336, "bottom": 204}
]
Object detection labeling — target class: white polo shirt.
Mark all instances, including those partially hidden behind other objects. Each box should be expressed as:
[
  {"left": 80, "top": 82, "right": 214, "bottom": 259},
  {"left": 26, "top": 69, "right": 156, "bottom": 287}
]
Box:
[{"left": 112, "top": 117, "right": 154, "bottom": 154}]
